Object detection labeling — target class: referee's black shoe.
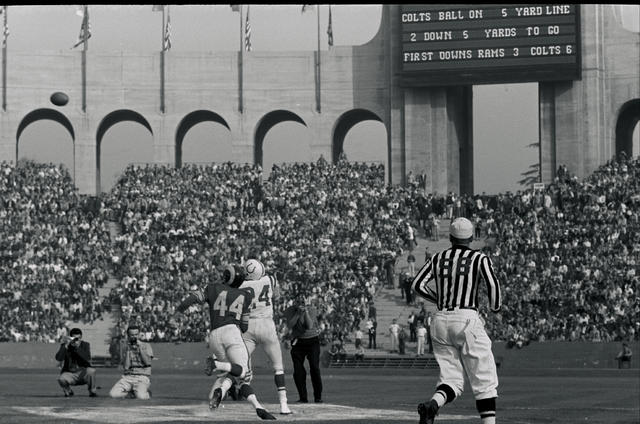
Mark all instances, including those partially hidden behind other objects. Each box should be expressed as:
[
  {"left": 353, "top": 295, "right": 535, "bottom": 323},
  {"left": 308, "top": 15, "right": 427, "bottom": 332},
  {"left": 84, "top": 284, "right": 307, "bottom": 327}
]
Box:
[{"left": 418, "top": 399, "right": 439, "bottom": 424}]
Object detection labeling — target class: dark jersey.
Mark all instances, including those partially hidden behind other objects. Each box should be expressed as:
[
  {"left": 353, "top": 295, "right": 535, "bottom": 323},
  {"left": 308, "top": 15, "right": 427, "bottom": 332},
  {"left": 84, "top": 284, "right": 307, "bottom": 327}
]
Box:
[{"left": 178, "top": 283, "right": 254, "bottom": 330}]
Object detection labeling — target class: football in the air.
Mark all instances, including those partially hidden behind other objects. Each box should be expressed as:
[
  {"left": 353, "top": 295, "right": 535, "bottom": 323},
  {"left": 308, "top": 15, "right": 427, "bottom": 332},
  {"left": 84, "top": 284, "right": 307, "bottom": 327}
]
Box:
[
  {"left": 244, "top": 259, "right": 265, "bottom": 281},
  {"left": 50, "top": 92, "right": 69, "bottom": 107}
]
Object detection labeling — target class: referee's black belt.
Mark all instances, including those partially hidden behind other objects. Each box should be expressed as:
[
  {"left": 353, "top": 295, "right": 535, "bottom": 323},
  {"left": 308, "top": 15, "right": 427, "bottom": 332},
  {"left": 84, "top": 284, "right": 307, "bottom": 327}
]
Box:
[{"left": 441, "top": 306, "right": 477, "bottom": 312}]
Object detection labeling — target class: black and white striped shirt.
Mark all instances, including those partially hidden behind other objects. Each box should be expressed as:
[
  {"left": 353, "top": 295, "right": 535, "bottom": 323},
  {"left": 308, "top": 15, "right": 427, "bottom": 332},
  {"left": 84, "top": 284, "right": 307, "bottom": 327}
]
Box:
[{"left": 411, "top": 245, "right": 501, "bottom": 312}]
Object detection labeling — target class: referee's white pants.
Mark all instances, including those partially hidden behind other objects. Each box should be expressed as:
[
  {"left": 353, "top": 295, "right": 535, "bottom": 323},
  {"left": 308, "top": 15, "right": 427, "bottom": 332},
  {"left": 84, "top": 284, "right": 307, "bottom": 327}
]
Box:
[{"left": 431, "top": 309, "right": 498, "bottom": 400}]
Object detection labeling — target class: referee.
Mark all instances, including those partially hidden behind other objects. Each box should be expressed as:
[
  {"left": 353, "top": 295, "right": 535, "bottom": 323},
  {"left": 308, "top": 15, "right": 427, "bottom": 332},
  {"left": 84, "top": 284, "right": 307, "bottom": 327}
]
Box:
[{"left": 411, "top": 217, "right": 501, "bottom": 424}]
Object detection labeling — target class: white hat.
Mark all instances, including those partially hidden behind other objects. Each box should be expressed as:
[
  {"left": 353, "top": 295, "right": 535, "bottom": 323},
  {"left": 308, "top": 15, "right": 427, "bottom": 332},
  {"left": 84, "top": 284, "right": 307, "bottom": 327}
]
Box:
[{"left": 450, "top": 217, "right": 473, "bottom": 239}]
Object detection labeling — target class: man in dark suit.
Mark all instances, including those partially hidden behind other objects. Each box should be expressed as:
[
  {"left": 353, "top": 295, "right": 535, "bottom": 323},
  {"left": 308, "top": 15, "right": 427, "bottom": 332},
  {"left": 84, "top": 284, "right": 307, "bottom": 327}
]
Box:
[{"left": 55, "top": 328, "right": 98, "bottom": 397}]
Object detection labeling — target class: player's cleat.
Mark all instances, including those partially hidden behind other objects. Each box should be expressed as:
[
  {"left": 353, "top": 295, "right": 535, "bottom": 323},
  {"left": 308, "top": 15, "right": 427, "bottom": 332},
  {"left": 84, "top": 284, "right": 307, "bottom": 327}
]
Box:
[
  {"left": 89, "top": 391, "right": 98, "bottom": 397},
  {"left": 63, "top": 389, "right": 74, "bottom": 397},
  {"left": 209, "top": 388, "right": 223, "bottom": 410},
  {"left": 204, "top": 356, "right": 216, "bottom": 376},
  {"left": 418, "top": 399, "right": 439, "bottom": 424},
  {"left": 314, "top": 398, "right": 323, "bottom": 403},
  {"left": 280, "top": 404, "right": 292, "bottom": 415},
  {"left": 256, "top": 408, "right": 277, "bottom": 420},
  {"left": 126, "top": 391, "right": 136, "bottom": 399}
]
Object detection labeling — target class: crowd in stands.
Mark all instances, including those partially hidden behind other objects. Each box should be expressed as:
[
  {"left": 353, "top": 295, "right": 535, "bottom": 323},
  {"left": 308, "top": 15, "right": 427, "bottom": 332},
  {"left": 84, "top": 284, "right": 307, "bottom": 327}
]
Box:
[
  {"left": 1, "top": 153, "right": 637, "bottom": 347},
  {"left": 0, "top": 160, "right": 113, "bottom": 342},
  {"left": 101, "top": 158, "right": 412, "bottom": 344},
  {"left": 480, "top": 155, "right": 639, "bottom": 345}
]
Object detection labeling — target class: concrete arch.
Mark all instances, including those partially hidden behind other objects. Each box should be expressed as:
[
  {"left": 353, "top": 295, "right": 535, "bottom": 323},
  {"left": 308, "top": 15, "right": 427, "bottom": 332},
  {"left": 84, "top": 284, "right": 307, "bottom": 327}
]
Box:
[
  {"left": 254, "top": 110, "right": 307, "bottom": 167},
  {"left": 96, "top": 109, "right": 153, "bottom": 192},
  {"left": 332, "top": 109, "right": 385, "bottom": 163},
  {"left": 16, "top": 108, "right": 75, "bottom": 165},
  {"left": 175, "top": 110, "right": 231, "bottom": 168},
  {"left": 616, "top": 99, "right": 640, "bottom": 158}
]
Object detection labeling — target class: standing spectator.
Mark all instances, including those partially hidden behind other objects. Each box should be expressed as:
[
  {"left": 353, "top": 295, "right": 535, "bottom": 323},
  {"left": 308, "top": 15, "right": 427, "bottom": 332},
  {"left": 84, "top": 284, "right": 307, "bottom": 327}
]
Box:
[
  {"left": 430, "top": 215, "right": 440, "bottom": 241},
  {"left": 416, "top": 323, "right": 427, "bottom": 356},
  {"left": 407, "top": 252, "right": 416, "bottom": 277},
  {"left": 384, "top": 254, "right": 397, "bottom": 289},
  {"left": 368, "top": 320, "right": 377, "bottom": 349},
  {"left": 408, "top": 312, "right": 417, "bottom": 342},
  {"left": 354, "top": 329, "right": 363, "bottom": 349},
  {"left": 398, "top": 326, "right": 407, "bottom": 355},
  {"left": 616, "top": 342, "right": 632, "bottom": 369},
  {"left": 389, "top": 319, "right": 400, "bottom": 353},
  {"left": 55, "top": 328, "right": 98, "bottom": 397}
]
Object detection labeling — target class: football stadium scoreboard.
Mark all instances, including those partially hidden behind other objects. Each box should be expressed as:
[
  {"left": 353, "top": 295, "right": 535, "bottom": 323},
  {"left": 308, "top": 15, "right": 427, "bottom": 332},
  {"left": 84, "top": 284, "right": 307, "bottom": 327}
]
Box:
[{"left": 400, "top": 4, "right": 581, "bottom": 86}]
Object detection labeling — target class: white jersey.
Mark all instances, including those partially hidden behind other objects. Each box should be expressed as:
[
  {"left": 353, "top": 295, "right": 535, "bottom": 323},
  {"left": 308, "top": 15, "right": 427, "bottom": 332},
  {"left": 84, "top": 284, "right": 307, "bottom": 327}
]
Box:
[{"left": 240, "top": 274, "right": 277, "bottom": 319}]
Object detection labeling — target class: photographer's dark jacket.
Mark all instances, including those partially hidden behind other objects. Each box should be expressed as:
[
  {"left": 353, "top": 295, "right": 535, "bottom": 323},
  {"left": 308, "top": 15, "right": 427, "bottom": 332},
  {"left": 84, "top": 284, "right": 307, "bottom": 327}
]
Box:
[
  {"left": 284, "top": 305, "right": 319, "bottom": 340},
  {"left": 55, "top": 341, "right": 92, "bottom": 373}
]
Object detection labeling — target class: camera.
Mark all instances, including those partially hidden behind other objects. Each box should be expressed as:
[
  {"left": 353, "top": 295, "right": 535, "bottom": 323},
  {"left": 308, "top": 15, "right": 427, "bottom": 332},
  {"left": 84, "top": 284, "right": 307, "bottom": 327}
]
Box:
[{"left": 128, "top": 336, "right": 138, "bottom": 345}]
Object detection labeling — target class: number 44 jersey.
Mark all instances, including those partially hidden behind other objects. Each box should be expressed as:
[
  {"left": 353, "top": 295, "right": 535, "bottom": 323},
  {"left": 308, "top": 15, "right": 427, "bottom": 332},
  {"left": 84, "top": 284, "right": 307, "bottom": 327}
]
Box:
[
  {"left": 239, "top": 275, "right": 277, "bottom": 320},
  {"left": 205, "top": 283, "right": 254, "bottom": 330}
]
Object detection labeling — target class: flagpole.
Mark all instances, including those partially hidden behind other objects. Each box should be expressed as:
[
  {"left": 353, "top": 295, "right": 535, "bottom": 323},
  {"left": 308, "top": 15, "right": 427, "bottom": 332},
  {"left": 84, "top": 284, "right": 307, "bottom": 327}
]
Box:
[
  {"left": 316, "top": 6, "right": 321, "bottom": 113},
  {"left": 2, "top": 6, "right": 7, "bottom": 112},
  {"left": 81, "top": 5, "right": 87, "bottom": 112},
  {"left": 160, "top": 6, "right": 165, "bottom": 113},
  {"left": 238, "top": 5, "right": 243, "bottom": 113}
]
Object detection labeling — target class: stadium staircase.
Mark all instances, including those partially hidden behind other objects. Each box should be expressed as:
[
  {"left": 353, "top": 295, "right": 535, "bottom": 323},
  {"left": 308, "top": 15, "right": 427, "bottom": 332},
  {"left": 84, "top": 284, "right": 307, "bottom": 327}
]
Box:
[
  {"left": 67, "top": 220, "right": 123, "bottom": 367},
  {"left": 334, "top": 218, "right": 485, "bottom": 369}
]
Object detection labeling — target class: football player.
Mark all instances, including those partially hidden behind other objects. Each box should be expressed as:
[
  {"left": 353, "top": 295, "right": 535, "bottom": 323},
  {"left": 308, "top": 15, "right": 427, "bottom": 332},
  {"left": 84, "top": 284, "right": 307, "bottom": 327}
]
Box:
[
  {"left": 176, "top": 264, "right": 276, "bottom": 420},
  {"left": 239, "top": 259, "right": 292, "bottom": 415}
]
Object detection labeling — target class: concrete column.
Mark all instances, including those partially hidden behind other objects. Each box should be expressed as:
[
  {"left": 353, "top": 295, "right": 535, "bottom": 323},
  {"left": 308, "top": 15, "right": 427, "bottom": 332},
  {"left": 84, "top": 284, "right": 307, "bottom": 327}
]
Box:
[
  {"left": 153, "top": 115, "right": 174, "bottom": 166},
  {"left": 74, "top": 114, "right": 97, "bottom": 195},
  {"left": 539, "top": 83, "right": 557, "bottom": 183}
]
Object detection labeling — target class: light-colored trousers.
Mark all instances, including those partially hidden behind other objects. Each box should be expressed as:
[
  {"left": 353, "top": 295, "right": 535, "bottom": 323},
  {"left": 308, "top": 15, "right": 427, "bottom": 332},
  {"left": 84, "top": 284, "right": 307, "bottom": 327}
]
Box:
[
  {"left": 242, "top": 318, "right": 285, "bottom": 380},
  {"left": 431, "top": 309, "right": 498, "bottom": 400},
  {"left": 110, "top": 374, "right": 151, "bottom": 399},
  {"left": 389, "top": 333, "right": 399, "bottom": 351},
  {"left": 417, "top": 336, "right": 425, "bottom": 355}
]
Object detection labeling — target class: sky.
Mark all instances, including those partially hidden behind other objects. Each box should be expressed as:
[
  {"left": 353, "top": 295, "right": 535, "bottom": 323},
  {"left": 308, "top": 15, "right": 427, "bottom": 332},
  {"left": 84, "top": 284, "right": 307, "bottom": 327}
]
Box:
[{"left": 8, "top": 5, "right": 640, "bottom": 193}]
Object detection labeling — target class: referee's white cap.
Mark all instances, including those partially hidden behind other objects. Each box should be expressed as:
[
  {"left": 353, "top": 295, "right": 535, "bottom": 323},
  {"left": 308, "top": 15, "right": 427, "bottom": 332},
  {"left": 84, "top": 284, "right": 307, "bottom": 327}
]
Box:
[{"left": 450, "top": 217, "right": 473, "bottom": 239}]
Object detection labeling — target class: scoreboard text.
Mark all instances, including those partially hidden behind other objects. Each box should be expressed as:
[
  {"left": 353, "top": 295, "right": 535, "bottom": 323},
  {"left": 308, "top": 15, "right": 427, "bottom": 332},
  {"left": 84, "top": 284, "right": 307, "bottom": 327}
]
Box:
[{"left": 400, "top": 4, "right": 581, "bottom": 86}]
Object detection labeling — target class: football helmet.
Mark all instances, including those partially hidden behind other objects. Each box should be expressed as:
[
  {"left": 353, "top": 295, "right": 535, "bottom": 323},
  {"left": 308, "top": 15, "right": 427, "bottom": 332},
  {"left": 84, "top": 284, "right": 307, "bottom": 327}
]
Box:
[
  {"left": 222, "top": 264, "right": 246, "bottom": 288},
  {"left": 244, "top": 259, "right": 266, "bottom": 281}
]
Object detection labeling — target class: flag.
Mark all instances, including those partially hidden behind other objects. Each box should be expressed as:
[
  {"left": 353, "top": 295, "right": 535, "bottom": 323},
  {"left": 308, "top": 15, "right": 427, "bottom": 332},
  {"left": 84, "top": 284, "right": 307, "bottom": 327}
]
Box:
[
  {"left": 152, "top": 5, "right": 164, "bottom": 12},
  {"left": 244, "top": 5, "right": 251, "bottom": 51},
  {"left": 327, "top": 5, "right": 333, "bottom": 47},
  {"left": 301, "top": 4, "right": 315, "bottom": 13},
  {"left": 1, "top": 6, "right": 8, "bottom": 48},
  {"left": 230, "top": 5, "right": 240, "bottom": 12},
  {"left": 163, "top": 8, "right": 172, "bottom": 51},
  {"left": 72, "top": 6, "right": 91, "bottom": 49}
]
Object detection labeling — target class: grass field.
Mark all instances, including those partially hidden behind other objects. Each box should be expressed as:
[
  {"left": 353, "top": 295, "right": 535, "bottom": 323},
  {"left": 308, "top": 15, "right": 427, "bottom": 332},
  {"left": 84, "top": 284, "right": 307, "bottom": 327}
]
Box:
[{"left": 1, "top": 368, "right": 638, "bottom": 424}]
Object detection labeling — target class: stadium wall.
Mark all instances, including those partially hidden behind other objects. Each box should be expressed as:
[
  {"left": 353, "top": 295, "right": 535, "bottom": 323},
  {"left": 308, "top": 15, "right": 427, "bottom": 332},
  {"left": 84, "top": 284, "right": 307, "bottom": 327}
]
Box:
[{"left": 1, "top": 341, "right": 637, "bottom": 370}]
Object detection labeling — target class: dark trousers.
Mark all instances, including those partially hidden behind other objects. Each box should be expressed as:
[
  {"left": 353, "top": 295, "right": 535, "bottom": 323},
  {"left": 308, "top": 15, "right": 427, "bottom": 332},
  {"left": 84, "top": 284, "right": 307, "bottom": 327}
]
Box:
[
  {"left": 290, "top": 336, "right": 323, "bottom": 402},
  {"left": 368, "top": 332, "right": 376, "bottom": 349}
]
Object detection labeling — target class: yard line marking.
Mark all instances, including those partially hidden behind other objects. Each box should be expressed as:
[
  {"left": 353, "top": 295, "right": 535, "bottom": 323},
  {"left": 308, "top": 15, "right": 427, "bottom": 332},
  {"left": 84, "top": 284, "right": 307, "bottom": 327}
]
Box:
[{"left": 13, "top": 404, "right": 477, "bottom": 422}]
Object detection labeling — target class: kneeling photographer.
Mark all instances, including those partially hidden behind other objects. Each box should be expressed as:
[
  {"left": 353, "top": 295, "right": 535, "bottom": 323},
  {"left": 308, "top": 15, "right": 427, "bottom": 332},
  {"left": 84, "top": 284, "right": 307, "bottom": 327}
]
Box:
[{"left": 109, "top": 325, "right": 154, "bottom": 399}]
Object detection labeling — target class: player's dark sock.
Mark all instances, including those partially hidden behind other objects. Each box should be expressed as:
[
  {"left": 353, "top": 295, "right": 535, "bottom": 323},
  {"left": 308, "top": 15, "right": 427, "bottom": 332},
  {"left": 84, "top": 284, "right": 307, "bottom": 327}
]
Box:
[
  {"left": 476, "top": 397, "right": 496, "bottom": 424},
  {"left": 229, "top": 363, "right": 243, "bottom": 377},
  {"left": 274, "top": 373, "right": 286, "bottom": 390}
]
